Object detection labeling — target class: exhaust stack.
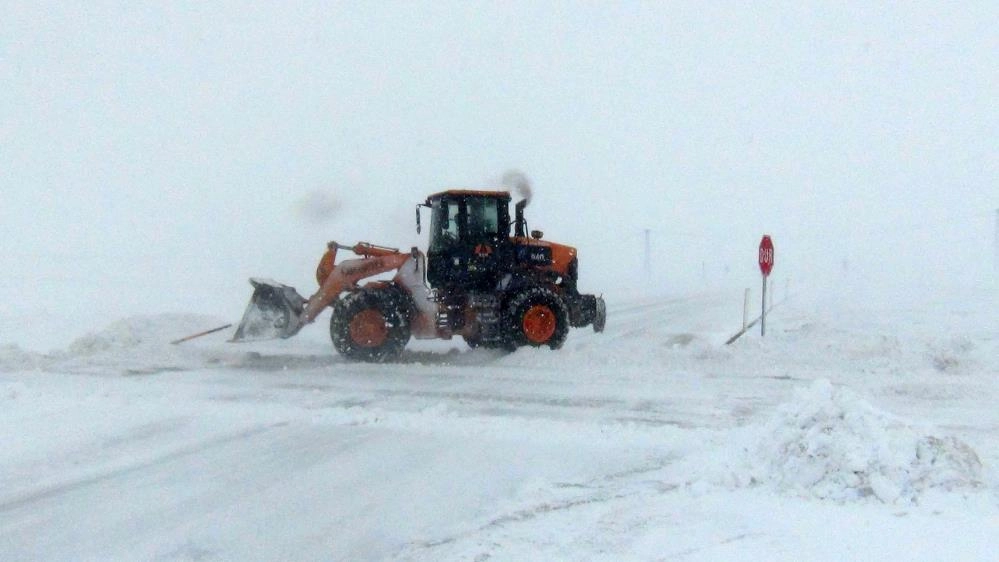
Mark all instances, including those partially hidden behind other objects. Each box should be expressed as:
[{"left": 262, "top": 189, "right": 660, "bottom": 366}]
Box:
[
  {"left": 515, "top": 199, "right": 528, "bottom": 238},
  {"left": 502, "top": 170, "right": 533, "bottom": 238}
]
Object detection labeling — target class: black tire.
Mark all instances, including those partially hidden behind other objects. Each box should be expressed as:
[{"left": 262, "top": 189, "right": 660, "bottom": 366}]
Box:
[
  {"left": 462, "top": 333, "right": 483, "bottom": 349},
  {"left": 504, "top": 286, "right": 570, "bottom": 350},
  {"left": 593, "top": 296, "right": 606, "bottom": 333},
  {"left": 330, "top": 288, "right": 411, "bottom": 362}
]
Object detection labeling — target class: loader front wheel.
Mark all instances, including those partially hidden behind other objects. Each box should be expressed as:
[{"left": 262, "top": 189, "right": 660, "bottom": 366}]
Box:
[
  {"left": 505, "top": 287, "right": 569, "bottom": 350},
  {"left": 331, "top": 289, "right": 410, "bottom": 362}
]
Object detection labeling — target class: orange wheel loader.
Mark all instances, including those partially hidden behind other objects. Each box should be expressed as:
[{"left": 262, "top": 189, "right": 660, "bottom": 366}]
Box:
[{"left": 232, "top": 190, "right": 606, "bottom": 362}]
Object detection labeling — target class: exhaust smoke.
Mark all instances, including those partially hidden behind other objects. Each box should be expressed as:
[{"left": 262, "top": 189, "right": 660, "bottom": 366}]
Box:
[
  {"left": 501, "top": 170, "right": 532, "bottom": 207},
  {"left": 293, "top": 190, "right": 342, "bottom": 224}
]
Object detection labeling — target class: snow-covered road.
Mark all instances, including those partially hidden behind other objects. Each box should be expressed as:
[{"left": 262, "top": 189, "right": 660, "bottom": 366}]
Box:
[{"left": 2, "top": 290, "right": 998, "bottom": 561}]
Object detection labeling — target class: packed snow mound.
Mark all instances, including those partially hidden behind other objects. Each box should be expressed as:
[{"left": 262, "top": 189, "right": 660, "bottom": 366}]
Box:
[
  {"left": 43, "top": 314, "right": 243, "bottom": 376},
  {"left": 924, "top": 336, "right": 977, "bottom": 373},
  {"left": 0, "top": 344, "right": 44, "bottom": 372},
  {"left": 745, "top": 379, "right": 983, "bottom": 504},
  {"left": 68, "top": 314, "right": 224, "bottom": 354}
]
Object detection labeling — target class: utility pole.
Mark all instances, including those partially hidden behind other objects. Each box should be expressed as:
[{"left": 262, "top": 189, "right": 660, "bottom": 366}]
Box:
[{"left": 643, "top": 228, "right": 651, "bottom": 275}]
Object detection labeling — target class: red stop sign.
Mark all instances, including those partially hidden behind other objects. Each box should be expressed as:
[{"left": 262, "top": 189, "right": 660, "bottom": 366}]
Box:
[{"left": 759, "top": 235, "right": 774, "bottom": 276}]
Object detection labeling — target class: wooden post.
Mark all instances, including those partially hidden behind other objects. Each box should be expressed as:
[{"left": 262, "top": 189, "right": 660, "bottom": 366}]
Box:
[{"left": 743, "top": 288, "right": 750, "bottom": 331}]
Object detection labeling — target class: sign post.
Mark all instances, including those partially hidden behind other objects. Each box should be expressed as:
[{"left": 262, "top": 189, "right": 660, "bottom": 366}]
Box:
[{"left": 758, "top": 235, "right": 774, "bottom": 336}]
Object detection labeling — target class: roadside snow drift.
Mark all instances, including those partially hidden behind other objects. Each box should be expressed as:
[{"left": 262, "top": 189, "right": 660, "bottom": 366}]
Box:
[
  {"left": 742, "top": 379, "right": 983, "bottom": 504},
  {"left": 0, "top": 314, "right": 239, "bottom": 376}
]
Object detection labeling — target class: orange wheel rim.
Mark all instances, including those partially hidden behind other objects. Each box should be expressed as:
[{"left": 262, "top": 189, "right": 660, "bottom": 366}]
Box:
[
  {"left": 522, "top": 304, "right": 556, "bottom": 344},
  {"left": 348, "top": 309, "right": 388, "bottom": 347}
]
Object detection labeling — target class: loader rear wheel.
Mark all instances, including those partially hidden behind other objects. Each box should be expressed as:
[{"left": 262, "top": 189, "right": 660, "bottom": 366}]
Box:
[
  {"left": 331, "top": 289, "right": 410, "bottom": 362},
  {"left": 522, "top": 305, "right": 557, "bottom": 344},
  {"left": 505, "top": 287, "right": 569, "bottom": 350}
]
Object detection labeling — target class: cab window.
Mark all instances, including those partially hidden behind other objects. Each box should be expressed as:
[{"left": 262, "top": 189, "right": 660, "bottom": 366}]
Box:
[{"left": 465, "top": 197, "right": 501, "bottom": 240}]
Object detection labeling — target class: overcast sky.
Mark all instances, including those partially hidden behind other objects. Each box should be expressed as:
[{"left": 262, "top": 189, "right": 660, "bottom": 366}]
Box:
[{"left": 3, "top": 1, "right": 997, "bottom": 319}]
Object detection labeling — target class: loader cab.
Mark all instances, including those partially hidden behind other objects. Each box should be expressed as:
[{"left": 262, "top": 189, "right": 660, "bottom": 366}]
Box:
[{"left": 423, "top": 190, "right": 513, "bottom": 290}]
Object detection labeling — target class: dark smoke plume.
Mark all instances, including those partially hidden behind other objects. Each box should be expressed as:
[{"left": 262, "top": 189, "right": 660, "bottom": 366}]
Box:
[{"left": 501, "top": 170, "right": 532, "bottom": 207}]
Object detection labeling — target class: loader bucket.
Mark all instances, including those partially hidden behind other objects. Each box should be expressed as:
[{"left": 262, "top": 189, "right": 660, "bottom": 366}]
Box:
[{"left": 231, "top": 278, "right": 308, "bottom": 341}]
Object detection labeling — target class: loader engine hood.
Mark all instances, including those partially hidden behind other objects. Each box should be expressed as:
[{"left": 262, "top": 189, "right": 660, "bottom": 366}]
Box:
[{"left": 511, "top": 237, "right": 576, "bottom": 276}]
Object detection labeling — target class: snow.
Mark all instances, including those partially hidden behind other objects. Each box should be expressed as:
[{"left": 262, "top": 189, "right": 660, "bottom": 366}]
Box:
[
  {"left": 736, "top": 379, "right": 984, "bottom": 504},
  {"left": 3, "top": 3, "right": 996, "bottom": 559},
  {"left": 1, "top": 287, "right": 998, "bottom": 560}
]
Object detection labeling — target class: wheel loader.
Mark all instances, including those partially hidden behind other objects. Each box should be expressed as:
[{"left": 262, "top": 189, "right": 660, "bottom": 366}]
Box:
[{"left": 232, "top": 189, "right": 606, "bottom": 361}]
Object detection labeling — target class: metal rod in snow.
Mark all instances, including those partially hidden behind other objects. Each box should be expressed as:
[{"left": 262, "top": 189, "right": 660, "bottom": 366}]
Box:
[
  {"left": 727, "top": 288, "right": 785, "bottom": 345},
  {"left": 170, "top": 324, "right": 233, "bottom": 345},
  {"left": 761, "top": 276, "right": 767, "bottom": 337},
  {"left": 726, "top": 309, "right": 764, "bottom": 345}
]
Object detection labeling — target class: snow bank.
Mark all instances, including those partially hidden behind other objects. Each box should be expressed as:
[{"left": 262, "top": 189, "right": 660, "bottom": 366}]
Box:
[
  {"left": 53, "top": 314, "right": 243, "bottom": 375},
  {"left": 0, "top": 314, "right": 240, "bottom": 375},
  {"left": 67, "top": 314, "right": 222, "bottom": 354},
  {"left": 0, "top": 344, "right": 44, "bottom": 372},
  {"left": 924, "top": 335, "right": 978, "bottom": 373},
  {"left": 741, "top": 379, "right": 983, "bottom": 504}
]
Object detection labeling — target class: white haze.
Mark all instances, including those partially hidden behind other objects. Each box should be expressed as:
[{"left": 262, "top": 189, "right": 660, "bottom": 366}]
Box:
[{"left": 2, "top": 2, "right": 997, "bottom": 349}]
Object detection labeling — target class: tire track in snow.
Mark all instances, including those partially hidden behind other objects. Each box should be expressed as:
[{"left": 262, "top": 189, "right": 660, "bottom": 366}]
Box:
[
  {"left": 399, "top": 457, "right": 683, "bottom": 560},
  {"left": 570, "top": 292, "right": 732, "bottom": 348},
  {"left": 0, "top": 423, "right": 283, "bottom": 514}
]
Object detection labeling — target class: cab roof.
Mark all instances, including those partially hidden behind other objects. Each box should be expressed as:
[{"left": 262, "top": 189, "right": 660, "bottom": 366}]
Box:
[{"left": 425, "top": 189, "right": 512, "bottom": 203}]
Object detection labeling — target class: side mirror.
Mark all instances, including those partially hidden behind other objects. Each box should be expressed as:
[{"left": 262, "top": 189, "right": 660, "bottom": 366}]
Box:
[
  {"left": 531, "top": 230, "right": 544, "bottom": 240},
  {"left": 415, "top": 205, "right": 422, "bottom": 234}
]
